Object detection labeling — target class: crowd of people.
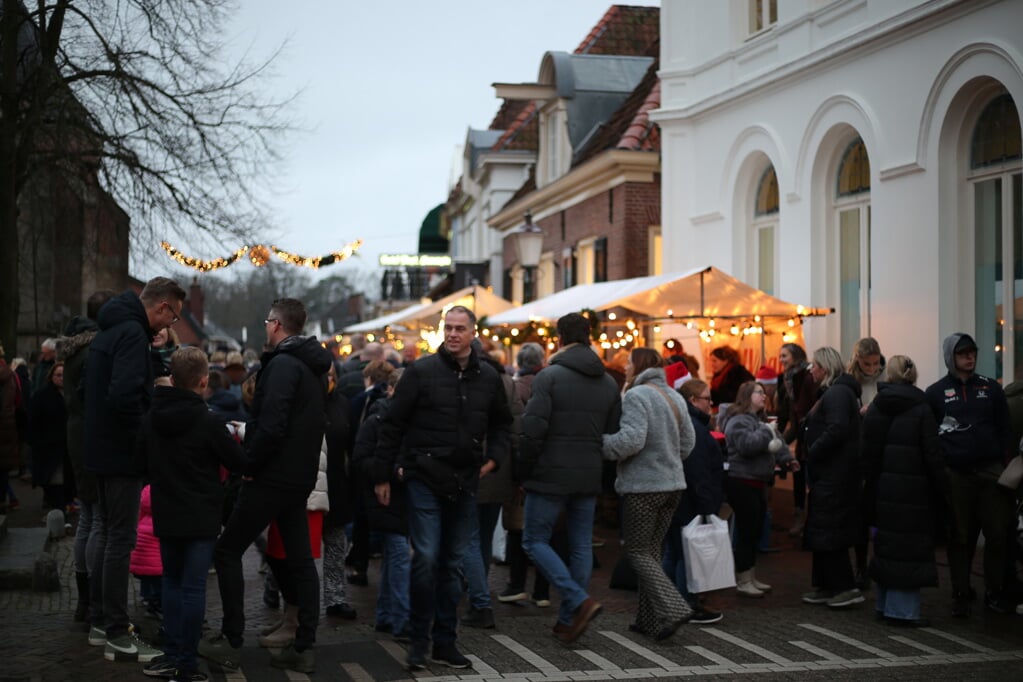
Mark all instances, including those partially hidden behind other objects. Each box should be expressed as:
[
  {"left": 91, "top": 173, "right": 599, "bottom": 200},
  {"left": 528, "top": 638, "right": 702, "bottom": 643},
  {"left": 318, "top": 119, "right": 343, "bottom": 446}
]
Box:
[{"left": 1, "top": 276, "right": 1022, "bottom": 679}]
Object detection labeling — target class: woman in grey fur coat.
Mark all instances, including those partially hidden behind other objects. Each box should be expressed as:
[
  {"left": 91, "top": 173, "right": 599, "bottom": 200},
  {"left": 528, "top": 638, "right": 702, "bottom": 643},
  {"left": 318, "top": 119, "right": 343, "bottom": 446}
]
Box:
[{"left": 603, "top": 348, "right": 696, "bottom": 640}]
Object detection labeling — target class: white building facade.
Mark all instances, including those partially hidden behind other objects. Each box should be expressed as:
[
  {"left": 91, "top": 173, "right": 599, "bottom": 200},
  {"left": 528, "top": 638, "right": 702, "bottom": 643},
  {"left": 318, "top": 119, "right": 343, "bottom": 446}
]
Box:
[{"left": 655, "top": 0, "right": 1023, "bottom": 383}]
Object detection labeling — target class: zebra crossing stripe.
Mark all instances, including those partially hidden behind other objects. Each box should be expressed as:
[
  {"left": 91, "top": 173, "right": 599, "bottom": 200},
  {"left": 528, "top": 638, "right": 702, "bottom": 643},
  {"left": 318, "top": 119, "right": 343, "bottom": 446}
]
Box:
[
  {"left": 702, "top": 627, "right": 793, "bottom": 664},
  {"left": 798, "top": 623, "right": 897, "bottom": 658},
  {"left": 379, "top": 638, "right": 412, "bottom": 667},
  {"left": 466, "top": 654, "right": 500, "bottom": 675},
  {"left": 888, "top": 635, "right": 944, "bottom": 655},
  {"left": 685, "top": 644, "right": 735, "bottom": 665},
  {"left": 921, "top": 628, "right": 995, "bottom": 653},
  {"left": 789, "top": 639, "right": 844, "bottom": 661},
  {"left": 597, "top": 630, "right": 682, "bottom": 670},
  {"left": 282, "top": 670, "right": 310, "bottom": 681},
  {"left": 491, "top": 633, "right": 562, "bottom": 672},
  {"left": 574, "top": 648, "right": 623, "bottom": 671},
  {"left": 340, "top": 662, "right": 378, "bottom": 682}
]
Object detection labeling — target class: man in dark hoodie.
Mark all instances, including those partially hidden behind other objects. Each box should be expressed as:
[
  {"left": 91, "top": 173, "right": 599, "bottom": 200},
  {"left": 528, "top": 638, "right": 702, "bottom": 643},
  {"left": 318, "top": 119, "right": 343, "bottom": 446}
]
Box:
[
  {"left": 57, "top": 289, "right": 115, "bottom": 626},
  {"left": 84, "top": 276, "right": 185, "bottom": 663},
  {"left": 138, "top": 346, "right": 247, "bottom": 681},
  {"left": 924, "top": 332, "right": 1014, "bottom": 616},
  {"left": 520, "top": 313, "right": 621, "bottom": 644},
  {"left": 200, "top": 298, "right": 332, "bottom": 674},
  {"left": 375, "top": 306, "right": 511, "bottom": 671}
]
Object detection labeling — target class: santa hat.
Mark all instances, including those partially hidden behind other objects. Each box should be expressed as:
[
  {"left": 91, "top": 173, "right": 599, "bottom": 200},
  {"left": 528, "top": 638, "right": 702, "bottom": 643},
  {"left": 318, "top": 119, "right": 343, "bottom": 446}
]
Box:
[
  {"left": 755, "top": 365, "right": 778, "bottom": 385},
  {"left": 665, "top": 360, "right": 691, "bottom": 390}
]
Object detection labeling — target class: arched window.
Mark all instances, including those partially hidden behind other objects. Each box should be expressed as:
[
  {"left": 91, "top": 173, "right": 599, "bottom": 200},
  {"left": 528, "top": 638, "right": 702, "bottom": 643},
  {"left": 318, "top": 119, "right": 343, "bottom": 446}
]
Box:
[
  {"left": 835, "top": 136, "right": 871, "bottom": 356},
  {"left": 970, "top": 92, "right": 1022, "bottom": 380},
  {"left": 753, "top": 165, "right": 778, "bottom": 294}
]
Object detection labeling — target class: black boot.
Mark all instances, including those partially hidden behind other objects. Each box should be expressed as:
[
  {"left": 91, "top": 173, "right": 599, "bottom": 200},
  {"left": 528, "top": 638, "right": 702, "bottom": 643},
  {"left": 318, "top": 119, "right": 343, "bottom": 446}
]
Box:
[{"left": 74, "top": 571, "right": 90, "bottom": 623}]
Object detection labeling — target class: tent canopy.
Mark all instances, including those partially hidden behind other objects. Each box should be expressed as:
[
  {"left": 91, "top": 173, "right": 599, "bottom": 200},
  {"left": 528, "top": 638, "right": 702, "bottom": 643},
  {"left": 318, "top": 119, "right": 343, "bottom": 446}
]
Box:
[
  {"left": 486, "top": 266, "right": 829, "bottom": 326},
  {"left": 345, "top": 286, "right": 513, "bottom": 333}
]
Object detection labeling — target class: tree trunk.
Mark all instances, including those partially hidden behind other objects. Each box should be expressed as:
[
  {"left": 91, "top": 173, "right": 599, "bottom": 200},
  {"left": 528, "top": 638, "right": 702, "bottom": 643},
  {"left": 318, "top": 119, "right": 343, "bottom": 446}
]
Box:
[{"left": 1, "top": 0, "right": 21, "bottom": 356}]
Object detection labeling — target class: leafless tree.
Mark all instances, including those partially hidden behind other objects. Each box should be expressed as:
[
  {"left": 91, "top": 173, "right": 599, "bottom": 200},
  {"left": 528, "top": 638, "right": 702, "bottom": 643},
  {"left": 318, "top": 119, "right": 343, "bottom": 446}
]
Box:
[{"left": 0, "top": 0, "right": 293, "bottom": 353}]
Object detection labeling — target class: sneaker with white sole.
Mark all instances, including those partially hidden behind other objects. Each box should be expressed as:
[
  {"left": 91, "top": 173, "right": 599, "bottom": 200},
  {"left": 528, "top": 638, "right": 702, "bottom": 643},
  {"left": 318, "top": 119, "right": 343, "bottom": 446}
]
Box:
[
  {"left": 533, "top": 597, "right": 551, "bottom": 607},
  {"left": 88, "top": 626, "right": 107, "bottom": 646},
  {"left": 142, "top": 655, "right": 178, "bottom": 677},
  {"left": 104, "top": 633, "right": 162, "bottom": 662},
  {"left": 826, "top": 588, "right": 865, "bottom": 608},
  {"left": 498, "top": 586, "right": 528, "bottom": 603},
  {"left": 802, "top": 589, "right": 835, "bottom": 604},
  {"left": 198, "top": 633, "right": 241, "bottom": 669}
]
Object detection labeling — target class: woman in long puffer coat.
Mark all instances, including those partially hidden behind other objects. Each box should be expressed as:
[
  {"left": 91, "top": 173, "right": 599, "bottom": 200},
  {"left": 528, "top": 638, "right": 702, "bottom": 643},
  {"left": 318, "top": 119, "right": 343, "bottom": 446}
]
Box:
[
  {"left": 861, "top": 355, "right": 948, "bottom": 627},
  {"left": 801, "top": 347, "right": 864, "bottom": 610}
]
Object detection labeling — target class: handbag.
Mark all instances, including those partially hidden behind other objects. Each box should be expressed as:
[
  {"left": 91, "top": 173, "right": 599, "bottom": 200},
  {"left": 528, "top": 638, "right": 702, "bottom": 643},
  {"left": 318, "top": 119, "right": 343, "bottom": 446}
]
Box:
[{"left": 682, "top": 514, "right": 737, "bottom": 594}]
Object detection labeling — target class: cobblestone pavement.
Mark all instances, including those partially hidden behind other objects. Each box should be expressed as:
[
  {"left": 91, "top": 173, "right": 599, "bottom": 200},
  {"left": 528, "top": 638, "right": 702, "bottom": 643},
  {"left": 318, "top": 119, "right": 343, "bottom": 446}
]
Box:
[{"left": 1, "top": 478, "right": 1021, "bottom": 681}]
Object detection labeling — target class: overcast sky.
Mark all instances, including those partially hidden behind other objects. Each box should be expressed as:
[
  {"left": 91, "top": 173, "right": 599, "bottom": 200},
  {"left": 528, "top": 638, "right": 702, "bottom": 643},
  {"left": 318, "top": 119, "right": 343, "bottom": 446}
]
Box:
[{"left": 154, "top": 0, "right": 657, "bottom": 288}]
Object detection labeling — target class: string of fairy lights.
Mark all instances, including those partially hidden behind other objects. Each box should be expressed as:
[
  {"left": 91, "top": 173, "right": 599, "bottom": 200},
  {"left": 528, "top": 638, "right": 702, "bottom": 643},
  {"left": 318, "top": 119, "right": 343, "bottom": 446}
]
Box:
[{"left": 159, "top": 239, "right": 364, "bottom": 272}]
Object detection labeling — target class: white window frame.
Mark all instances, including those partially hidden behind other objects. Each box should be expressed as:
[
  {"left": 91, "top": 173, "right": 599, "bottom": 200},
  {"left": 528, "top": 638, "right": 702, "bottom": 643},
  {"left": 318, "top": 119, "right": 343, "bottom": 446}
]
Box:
[{"left": 747, "top": 0, "right": 778, "bottom": 38}]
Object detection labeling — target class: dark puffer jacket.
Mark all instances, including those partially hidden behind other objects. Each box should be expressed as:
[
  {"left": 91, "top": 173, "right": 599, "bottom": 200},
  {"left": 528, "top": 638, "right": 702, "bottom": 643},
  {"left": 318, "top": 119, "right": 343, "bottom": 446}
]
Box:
[
  {"left": 141, "top": 385, "right": 248, "bottom": 539},
  {"left": 802, "top": 373, "right": 862, "bottom": 552},
  {"left": 353, "top": 397, "right": 407, "bottom": 535},
  {"left": 376, "top": 344, "right": 511, "bottom": 497},
  {"left": 57, "top": 318, "right": 98, "bottom": 502},
  {"left": 924, "top": 332, "right": 1010, "bottom": 471},
  {"left": 520, "top": 344, "right": 621, "bottom": 496},
  {"left": 84, "top": 291, "right": 156, "bottom": 476},
  {"left": 245, "top": 335, "right": 333, "bottom": 492},
  {"left": 862, "top": 382, "right": 948, "bottom": 589}
]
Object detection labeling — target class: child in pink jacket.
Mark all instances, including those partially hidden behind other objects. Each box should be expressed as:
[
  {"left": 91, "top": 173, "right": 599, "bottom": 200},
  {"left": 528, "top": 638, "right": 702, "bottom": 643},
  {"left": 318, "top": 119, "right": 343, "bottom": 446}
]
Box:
[{"left": 130, "top": 484, "right": 163, "bottom": 618}]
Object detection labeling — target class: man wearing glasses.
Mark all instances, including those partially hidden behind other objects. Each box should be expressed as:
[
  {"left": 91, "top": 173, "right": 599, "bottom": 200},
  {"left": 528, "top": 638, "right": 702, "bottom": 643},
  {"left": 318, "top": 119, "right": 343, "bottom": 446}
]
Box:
[
  {"left": 201, "top": 298, "right": 334, "bottom": 674},
  {"left": 84, "top": 276, "right": 186, "bottom": 663}
]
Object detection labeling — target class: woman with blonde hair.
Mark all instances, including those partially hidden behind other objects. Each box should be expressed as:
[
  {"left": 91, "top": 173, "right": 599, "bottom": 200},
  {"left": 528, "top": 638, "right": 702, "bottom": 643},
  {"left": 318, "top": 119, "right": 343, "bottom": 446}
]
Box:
[
  {"left": 861, "top": 355, "right": 947, "bottom": 627},
  {"left": 602, "top": 347, "right": 696, "bottom": 640},
  {"left": 801, "top": 347, "right": 864, "bottom": 608}
]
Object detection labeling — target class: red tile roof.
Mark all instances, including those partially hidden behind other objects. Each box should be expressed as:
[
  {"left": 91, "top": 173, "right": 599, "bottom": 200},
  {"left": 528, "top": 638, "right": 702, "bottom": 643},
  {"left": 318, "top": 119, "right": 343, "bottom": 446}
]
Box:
[
  {"left": 490, "top": 5, "right": 660, "bottom": 154},
  {"left": 575, "top": 5, "right": 660, "bottom": 56}
]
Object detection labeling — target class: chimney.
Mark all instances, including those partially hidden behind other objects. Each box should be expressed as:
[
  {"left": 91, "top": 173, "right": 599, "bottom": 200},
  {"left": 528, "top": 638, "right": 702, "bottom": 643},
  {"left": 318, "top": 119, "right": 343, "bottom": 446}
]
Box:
[{"left": 189, "top": 277, "right": 204, "bottom": 327}]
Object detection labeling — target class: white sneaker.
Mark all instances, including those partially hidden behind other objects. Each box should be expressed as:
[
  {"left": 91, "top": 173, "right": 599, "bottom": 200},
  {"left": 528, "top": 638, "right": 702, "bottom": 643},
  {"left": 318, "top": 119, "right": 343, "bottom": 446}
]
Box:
[{"left": 88, "top": 626, "right": 106, "bottom": 646}]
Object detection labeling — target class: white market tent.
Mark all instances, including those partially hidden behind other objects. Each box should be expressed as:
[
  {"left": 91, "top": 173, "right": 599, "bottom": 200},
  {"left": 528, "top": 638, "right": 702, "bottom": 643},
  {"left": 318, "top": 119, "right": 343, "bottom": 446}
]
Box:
[
  {"left": 345, "top": 285, "right": 514, "bottom": 333},
  {"left": 486, "top": 266, "right": 829, "bottom": 327}
]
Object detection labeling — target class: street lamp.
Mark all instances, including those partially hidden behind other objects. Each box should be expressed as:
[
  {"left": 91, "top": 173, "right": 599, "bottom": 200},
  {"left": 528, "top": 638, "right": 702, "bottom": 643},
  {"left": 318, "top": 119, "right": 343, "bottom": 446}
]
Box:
[{"left": 512, "top": 210, "right": 544, "bottom": 303}]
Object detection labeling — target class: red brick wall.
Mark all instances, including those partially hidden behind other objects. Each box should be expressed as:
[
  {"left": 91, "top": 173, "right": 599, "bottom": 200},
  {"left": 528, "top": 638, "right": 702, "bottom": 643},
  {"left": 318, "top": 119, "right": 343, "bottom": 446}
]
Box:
[{"left": 502, "top": 173, "right": 661, "bottom": 289}]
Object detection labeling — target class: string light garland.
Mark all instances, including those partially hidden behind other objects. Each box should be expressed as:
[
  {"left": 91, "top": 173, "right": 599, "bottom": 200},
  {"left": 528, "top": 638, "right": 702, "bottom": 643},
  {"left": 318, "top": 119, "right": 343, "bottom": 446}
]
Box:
[{"left": 159, "top": 239, "right": 364, "bottom": 272}]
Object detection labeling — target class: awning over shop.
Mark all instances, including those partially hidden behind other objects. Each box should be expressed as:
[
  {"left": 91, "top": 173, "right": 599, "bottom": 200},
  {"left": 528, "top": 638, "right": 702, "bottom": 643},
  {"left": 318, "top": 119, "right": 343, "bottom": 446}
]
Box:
[
  {"left": 345, "top": 285, "right": 514, "bottom": 333},
  {"left": 485, "top": 266, "right": 829, "bottom": 326}
]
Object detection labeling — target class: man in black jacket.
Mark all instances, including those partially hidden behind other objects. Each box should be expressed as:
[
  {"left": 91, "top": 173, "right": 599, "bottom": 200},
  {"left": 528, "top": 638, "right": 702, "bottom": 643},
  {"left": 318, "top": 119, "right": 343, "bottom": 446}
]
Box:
[
  {"left": 200, "top": 298, "right": 333, "bottom": 674},
  {"left": 84, "top": 276, "right": 185, "bottom": 663},
  {"left": 376, "top": 306, "right": 511, "bottom": 671},
  {"left": 924, "top": 332, "right": 1014, "bottom": 616},
  {"left": 520, "top": 313, "right": 621, "bottom": 644}
]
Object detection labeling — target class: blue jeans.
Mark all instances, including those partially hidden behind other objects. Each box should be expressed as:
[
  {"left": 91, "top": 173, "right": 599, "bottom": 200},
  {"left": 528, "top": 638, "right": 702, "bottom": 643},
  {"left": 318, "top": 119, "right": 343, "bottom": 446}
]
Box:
[
  {"left": 161, "top": 538, "right": 215, "bottom": 673},
  {"left": 405, "top": 479, "right": 474, "bottom": 646},
  {"left": 876, "top": 586, "right": 921, "bottom": 620},
  {"left": 96, "top": 475, "right": 142, "bottom": 638},
  {"left": 463, "top": 502, "right": 501, "bottom": 610},
  {"left": 522, "top": 493, "right": 595, "bottom": 626},
  {"left": 375, "top": 532, "right": 411, "bottom": 633},
  {"left": 662, "top": 518, "right": 694, "bottom": 603}
]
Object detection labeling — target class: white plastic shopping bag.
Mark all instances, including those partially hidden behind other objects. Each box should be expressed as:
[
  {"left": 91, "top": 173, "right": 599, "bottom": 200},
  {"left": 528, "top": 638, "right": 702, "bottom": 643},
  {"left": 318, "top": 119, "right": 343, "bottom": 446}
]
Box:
[{"left": 682, "top": 514, "right": 736, "bottom": 594}]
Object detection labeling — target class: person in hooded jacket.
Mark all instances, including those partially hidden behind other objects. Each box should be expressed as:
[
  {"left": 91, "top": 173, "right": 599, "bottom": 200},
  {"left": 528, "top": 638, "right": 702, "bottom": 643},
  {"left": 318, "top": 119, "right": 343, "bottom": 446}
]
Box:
[
  {"left": 138, "top": 346, "right": 247, "bottom": 682},
  {"left": 800, "top": 346, "right": 865, "bottom": 610},
  {"left": 352, "top": 368, "right": 410, "bottom": 641},
  {"left": 204, "top": 370, "right": 248, "bottom": 423},
  {"left": 84, "top": 276, "right": 185, "bottom": 663},
  {"left": 775, "top": 343, "right": 816, "bottom": 537},
  {"left": 200, "top": 298, "right": 333, "bottom": 675},
  {"left": 602, "top": 348, "right": 696, "bottom": 640},
  {"left": 321, "top": 361, "right": 355, "bottom": 620},
  {"left": 374, "top": 306, "right": 511, "bottom": 671},
  {"left": 924, "top": 332, "right": 1014, "bottom": 616},
  {"left": 29, "top": 362, "right": 69, "bottom": 511},
  {"left": 520, "top": 313, "right": 622, "bottom": 645},
  {"left": 57, "top": 289, "right": 115, "bottom": 625},
  {"left": 861, "top": 355, "right": 947, "bottom": 628}
]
